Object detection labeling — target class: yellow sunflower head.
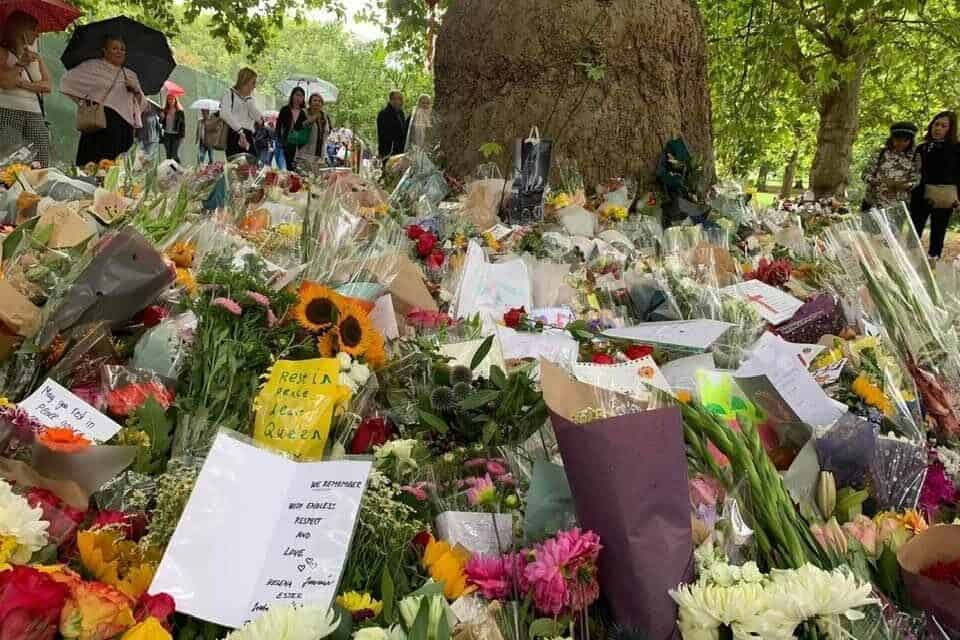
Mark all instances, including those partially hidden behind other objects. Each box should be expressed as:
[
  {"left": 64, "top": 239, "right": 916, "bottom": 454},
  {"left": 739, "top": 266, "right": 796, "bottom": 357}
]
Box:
[
  {"left": 336, "top": 301, "right": 374, "bottom": 357},
  {"left": 317, "top": 331, "right": 338, "bottom": 358},
  {"left": 363, "top": 330, "right": 387, "bottom": 369},
  {"left": 294, "top": 282, "right": 345, "bottom": 335}
]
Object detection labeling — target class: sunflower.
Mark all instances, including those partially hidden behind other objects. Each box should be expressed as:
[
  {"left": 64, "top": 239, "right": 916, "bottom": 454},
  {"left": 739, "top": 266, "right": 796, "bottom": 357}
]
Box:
[
  {"left": 317, "top": 331, "right": 338, "bottom": 358},
  {"left": 294, "top": 282, "right": 345, "bottom": 335},
  {"left": 335, "top": 300, "right": 374, "bottom": 358},
  {"left": 364, "top": 329, "right": 387, "bottom": 369}
]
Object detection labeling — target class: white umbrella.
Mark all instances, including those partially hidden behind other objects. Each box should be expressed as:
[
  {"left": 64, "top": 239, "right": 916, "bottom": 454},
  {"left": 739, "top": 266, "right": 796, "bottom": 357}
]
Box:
[
  {"left": 279, "top": 76, "right": 339, "bottom": 103},
  {"left": 189, "top": 98, "right": 220, "bottom": 111}
]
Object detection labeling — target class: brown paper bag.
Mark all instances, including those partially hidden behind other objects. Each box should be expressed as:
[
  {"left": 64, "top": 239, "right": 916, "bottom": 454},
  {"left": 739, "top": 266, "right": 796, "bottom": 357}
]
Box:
[
  {"left": 0, "top": 279, "right": 41, "bottom": 337},
  {"left": 33, "top": 445, "right": 138, "bottom": 496},
  {"left": 897, "top": 524, "right": 960, "bottom": 633},
  {"left": 0, "top": 458, "right": 88, "bottom": 510},
  {"left": 332, "top": 254, "right": 438, "bottom": 315},
  {"left": 37, "top": 205, "right": 96, "bottom": 249},
  {"left": 462, "top": 179, "right": 509, "bottom": 230}
]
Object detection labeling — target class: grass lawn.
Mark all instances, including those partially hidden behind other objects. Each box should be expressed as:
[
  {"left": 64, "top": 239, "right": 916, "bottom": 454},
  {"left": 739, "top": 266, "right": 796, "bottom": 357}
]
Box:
[{"left": 754, "top": 191, "right": 778, "bottom": 208}]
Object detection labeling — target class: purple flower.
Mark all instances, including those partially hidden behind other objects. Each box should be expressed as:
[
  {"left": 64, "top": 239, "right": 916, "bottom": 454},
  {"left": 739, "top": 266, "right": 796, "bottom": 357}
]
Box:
[
  {"left": 919, "top": 453, "right": 958, "bottom": 519},
  {"left": 211, "top": 297, "right": 242, "bottom": 315}
]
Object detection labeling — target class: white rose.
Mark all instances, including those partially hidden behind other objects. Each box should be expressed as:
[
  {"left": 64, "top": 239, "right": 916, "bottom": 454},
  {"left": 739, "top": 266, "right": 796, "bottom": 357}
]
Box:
[
  {"left": 349, "top": 363, "right": 371, "bottom": 385},
  {"left": 337, "top": 351, "right": 353, "bottom": 371},
  {"left": 355, "top": 628, "right": 388, "bottom": 640}
]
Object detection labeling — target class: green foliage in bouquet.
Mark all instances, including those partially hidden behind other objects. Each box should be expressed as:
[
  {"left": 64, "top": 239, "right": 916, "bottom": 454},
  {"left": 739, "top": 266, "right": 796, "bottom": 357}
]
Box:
[
  {"left": 172, "top": 252, "right": 316, "bottom": 456},
  {"left": 381, "top": 335, "right": 547, "bottom": 452},
  {"left": 663, "top": 391, "right": 827, "bottom": 572}
]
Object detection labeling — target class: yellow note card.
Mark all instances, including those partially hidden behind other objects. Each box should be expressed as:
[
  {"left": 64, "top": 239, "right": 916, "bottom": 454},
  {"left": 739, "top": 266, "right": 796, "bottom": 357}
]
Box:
[{"left": 253, "top": 358, "right": 351, "bottom": 460}]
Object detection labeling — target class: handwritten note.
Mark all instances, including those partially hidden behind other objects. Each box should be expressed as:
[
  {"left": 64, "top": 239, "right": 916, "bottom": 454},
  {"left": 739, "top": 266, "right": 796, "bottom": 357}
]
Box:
[
  {"left": 18, "top": 379, "right": 121, "bottom": 442},
  {"left": 150, "top": 431, "right": 371, "bottom": 629},
  {"left": 454, "top": 242, "right": 532, "bottom": 319},
  {"left": 721, "top": 280, "right": 804, "bottom": 326},
  {"left": 748, "top": 332, "right": 824, "bottom": 368},
  {"left": 495, "top": 326, "right": 578, "bottom": 366},
  {"left": 572, "top": 357, "right": 672, "bottom": 402},
  {"left": 253, "top": 359, "right": 352, "bottom": 460}
]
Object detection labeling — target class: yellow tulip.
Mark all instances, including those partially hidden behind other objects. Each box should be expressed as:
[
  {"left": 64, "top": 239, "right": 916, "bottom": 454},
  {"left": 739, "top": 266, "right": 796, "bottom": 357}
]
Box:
[{"left": 121, "top": 617, "right": 172, "bottom": 640}]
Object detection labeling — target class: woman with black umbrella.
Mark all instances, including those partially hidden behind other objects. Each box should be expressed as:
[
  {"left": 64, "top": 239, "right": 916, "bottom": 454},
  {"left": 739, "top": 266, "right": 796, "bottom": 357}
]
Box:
[{"left": 61, "top": 34, "right": 144, "bottom": 165}]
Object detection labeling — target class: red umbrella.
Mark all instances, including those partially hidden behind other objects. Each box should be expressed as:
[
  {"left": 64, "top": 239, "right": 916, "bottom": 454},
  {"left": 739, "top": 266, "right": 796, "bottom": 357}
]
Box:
[
  {"left": 163, "top": 80, "right": 185, "bottom": 97},
  {"left": 0, "top": 0, "right": 81, "bottom": 33}
]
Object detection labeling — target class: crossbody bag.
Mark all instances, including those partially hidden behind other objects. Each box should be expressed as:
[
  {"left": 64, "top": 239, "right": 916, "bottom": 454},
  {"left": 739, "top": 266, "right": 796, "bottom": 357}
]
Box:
[{"left": 76, "top": 66, "right": 123, "bottom": 133}]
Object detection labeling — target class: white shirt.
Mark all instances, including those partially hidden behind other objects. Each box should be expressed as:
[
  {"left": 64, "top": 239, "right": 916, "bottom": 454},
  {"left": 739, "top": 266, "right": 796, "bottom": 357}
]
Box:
[
  {"left": 0, "top": 47, "right": 41, "bottom": 114},
  {"left": 219, "top": 88, "right": 261, "bottom": 133}
]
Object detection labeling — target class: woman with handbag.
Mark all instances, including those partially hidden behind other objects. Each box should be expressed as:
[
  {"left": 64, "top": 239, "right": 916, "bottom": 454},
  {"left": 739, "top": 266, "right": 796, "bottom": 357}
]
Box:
[
  {"left": 161, "top": 93, "right": 185, "bottom": 163},
  {"left": 0, "top": 12, "right": 51, "bottom": 167},
  {"left": 295, "top": 93, "right": 331, "bottom": 167},
  {"left": 277, "top": 86, "right": 307, "bottom": 171},
  {"left": 61, "top": 34, "right": 143, "bottom": 166},
  {"left": 912, "top": 111, "right": 960, "bottom": 260},
  {"left": 219, "top": 67, "right": 261, "bottom": 158}
]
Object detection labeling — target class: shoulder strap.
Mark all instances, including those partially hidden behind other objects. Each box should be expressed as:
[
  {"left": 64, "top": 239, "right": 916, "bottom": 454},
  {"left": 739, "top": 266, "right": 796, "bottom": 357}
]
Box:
[{"left": 100, "top": 66, "right": 123, "bottom": 104}]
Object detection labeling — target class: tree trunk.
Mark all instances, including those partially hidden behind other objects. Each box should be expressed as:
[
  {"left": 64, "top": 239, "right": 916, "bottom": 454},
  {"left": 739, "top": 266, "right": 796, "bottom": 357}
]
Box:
[
  {"left": 757, "top": 163, "right": 770, "bottom": 192},
  {"left": 781, "top": 148, "right": 799, "bottom": 199},
  {"left": 434, "top": 0, "right": 714, "bottom": 188},
  {"left": 808, "top": 65, "right": 865, "bottom": 198}
]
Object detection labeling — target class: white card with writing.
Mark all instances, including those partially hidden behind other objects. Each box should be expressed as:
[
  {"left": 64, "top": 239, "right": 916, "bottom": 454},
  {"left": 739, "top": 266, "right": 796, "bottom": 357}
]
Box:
[
  {"left": 435, "top": 511, "right": 515, "bottom": 555},
  {"left": 572, "top": 356, "right": 672, "bottom": 401},
  {"left": 748, "top": 332, "right": 824, "bottom": 368},
  {"left": 150, "top": 431, "right": 371, "bottom": 629},
  {"left": 604, "top": 319, "right": 734, "bottom": 352},
  {"left": 18, "top": 378, "right": 121, "bottom": 442},
  {"left": 721, "top": 280, "right": 804, "bottom": 326},
  {"left": 454, "top": 242, "right": 532, "bottom": 320},
  {"left": 659, "top": 353, "right": 717, "bottom": 393},
  {"left": 369, "top": 294, "right": 400, "bottom": 340}
]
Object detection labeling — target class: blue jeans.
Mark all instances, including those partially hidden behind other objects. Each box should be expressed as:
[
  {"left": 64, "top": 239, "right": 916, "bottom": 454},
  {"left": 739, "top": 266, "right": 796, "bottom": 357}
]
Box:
[{"left": 198, "top": 144, "right": 214, "bottom": 164}]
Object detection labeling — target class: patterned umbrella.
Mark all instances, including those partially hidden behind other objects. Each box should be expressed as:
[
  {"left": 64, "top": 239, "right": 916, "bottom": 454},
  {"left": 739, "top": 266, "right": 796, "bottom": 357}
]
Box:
[{"left": 0, "top": 0, "right": 81, "bottom": 33}]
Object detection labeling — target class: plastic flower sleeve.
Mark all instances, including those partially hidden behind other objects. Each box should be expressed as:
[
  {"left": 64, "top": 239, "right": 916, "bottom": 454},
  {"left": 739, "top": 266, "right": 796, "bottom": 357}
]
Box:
[
  {"left": 814, "top": 413, "right": 877, "bottom": 490},
  {"left": 99, "top": 365, "right": 175, "bottom": 419},
  {"left": 869, "top": 434, "right": 927, "bottom": 511}
]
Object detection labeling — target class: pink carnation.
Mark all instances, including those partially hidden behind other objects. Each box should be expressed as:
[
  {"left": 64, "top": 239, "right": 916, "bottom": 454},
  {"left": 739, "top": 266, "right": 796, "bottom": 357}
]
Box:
[
  {"left": 211, "top": 297, "right": 242, "bottom": 315},
  {"left": 466, "top": 554, "right": 514, "bottom": 600},
  {"left": 466, "top": 474, "right": 497, "bottom": 507},
  {"left": 524, "top": 528, "right": 601, "bottom": 615},
  {"left": 486, "top": 460, "right": 508, "bottom": 476},
  {"left": 245, "top": 290, "right": 271, "bottom": 307}
]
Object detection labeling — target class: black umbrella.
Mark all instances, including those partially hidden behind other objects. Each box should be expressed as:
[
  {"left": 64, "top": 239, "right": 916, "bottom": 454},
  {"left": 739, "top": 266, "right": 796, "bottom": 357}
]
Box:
[{"left": 60, "top": 16, "right": 175, "bottom": 95}]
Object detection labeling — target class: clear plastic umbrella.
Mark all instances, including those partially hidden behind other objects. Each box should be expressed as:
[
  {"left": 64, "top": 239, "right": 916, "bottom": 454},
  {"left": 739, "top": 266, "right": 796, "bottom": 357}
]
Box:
[
  {"left": 278, "top": 77, "right": 339, "bottom": 103},
  {"left": 188, "top": 98, "right": 220, "bottom": 111}
]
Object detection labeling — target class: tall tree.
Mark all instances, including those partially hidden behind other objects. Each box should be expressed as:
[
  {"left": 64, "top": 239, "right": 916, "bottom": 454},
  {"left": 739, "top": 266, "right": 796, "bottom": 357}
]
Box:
[{"left": 706, "top": 0, "right": 959, "bottom": 197}]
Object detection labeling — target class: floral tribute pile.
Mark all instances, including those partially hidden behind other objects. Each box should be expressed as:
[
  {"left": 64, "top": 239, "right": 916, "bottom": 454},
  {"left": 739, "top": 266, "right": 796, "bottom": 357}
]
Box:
[{"left": 0, "top": 143, "right": 959, "bottom": 640}]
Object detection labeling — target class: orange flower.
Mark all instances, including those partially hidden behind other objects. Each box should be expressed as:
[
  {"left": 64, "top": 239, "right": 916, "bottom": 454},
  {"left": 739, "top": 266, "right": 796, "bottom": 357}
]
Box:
[
  {"left": 77, "top": 530, "right": 158, "bottom": 600},
  {"left": 50, "top": 567, "right": 135, "bottom": 640},
  {"left": 421, "top": 535, "right": 473, "bottom": 599},
  {"left": 38, "top": 428, "right": 91, "bottom": 453}
]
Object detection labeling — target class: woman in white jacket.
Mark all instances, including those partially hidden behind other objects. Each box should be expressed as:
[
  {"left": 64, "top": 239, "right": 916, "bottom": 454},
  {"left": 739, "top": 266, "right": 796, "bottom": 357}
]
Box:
[{"left": 219, "top": 67, "right": 261, "bottom": 157}]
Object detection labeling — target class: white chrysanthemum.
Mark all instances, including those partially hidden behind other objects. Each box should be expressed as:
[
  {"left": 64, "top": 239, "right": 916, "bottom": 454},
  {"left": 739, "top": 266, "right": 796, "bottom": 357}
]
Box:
[
  {"left": 739, "top": 562, "right": 763, "bottom": 584},
  {"left": 349, "top": 363, "right": 371, "bottom": 385},
  {"left": 0, "top": 478, "right": 48, "bottom": 563},
  {"left": 766, "top": 565, "right": 877, "bottom": 625},
  {"left": 670, "top": 583, "right": 723, "bottom": 634},
  {"left": 337, "top": 352, "right": 353, "bottom": 371},
  {"left": 225, "top": 605, "right": 339, "bottom": 640}
]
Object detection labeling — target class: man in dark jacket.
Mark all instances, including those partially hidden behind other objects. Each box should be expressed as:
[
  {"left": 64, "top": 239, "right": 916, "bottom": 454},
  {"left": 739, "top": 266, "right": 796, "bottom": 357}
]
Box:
[{"left": 377, "top": 91, "right": 406, "bottom": 159}]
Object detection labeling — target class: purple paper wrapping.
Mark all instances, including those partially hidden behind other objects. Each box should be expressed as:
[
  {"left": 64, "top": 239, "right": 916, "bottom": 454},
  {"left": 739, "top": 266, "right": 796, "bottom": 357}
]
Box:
[
  {"left": 775, "top": 294, "right": 845, "bottom": 344},
  {"left": 550, "top": 406, "right": 692, "bottom": 639}
]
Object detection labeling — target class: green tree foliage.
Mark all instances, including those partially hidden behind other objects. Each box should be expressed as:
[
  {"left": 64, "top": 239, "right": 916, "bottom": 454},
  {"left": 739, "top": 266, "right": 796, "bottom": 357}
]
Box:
[
  {"left": 72, "top": 0, "right": 344, "bottom": 54},
  {"left": 359, "top": 0, "right": 450, "bottom": 68},
  {"left": 706, "top": 0, "right": 960, "bottom": 195}
]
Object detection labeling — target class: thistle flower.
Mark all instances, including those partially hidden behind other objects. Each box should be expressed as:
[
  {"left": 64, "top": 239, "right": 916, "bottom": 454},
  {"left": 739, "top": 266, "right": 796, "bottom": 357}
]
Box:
[
  {"left": 451, "top": 382, "right": 472, "bottom": 402},
  {"left": 430, "top": 387, "right": 457, "bottom": 413},
  {"left": 450, "top": 365, "right": 473, "bottom": 386}
]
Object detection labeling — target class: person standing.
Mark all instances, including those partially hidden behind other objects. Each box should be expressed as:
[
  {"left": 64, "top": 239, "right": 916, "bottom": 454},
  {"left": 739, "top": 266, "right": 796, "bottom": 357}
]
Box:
[
  {"left": 912, "top": 111, "right": 960, "bottom": 260},
  {"left": 0, "top": 12, "right": 51, "bottom": 166},
  {"left": 219, "top": 67, "right": 261, "bottom": 157},
  {"left": 296, "top": 93, "right": 331, "bottom": 166},
  {"left": 861, "top": 122, "right": 919, "bottom": 212},
  {"left": 61, "top": 34, "right": 144, "bottom": 165},
  {"left": 377, "top": 90, "right": 406, "bottom": 159},
  {"left": 196, "top": 108, "right": 214, "bottom": 164},
  {"left": 277, "top": 87, "right": 306, "bottom": 171},
  {"left": 138, "top": 100, "right": 161, "bottom": 159},
  {"left": 161, "top": 93, "right": 185, "bottom": 163},
  {"left": 404, "top": 93, "right": 434, "bottom": 152}
]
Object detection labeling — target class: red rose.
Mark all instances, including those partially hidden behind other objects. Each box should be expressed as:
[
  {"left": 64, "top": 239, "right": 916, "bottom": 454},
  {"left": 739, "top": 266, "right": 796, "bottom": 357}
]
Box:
[
  {"left": 503, "top": 307, "right": 526, "bottom": 329},
  {"left": 406, "top": 225, "right": 425, "bottom": 240},
  {"left": 287, "top": 174, "right": 302, "bottom": 193},
  {"left": 264, "top": 171, "right": 278, "bottom": 187},
  {"left": 91, "top": 510, "right": 148, "bottom": 541},
  {"left": 134, "top": 592, "right": 176, "bottom": 629},
  {"left": 25, "top": 488, "right": 86, "bottom": 549},
  {"left": 625, "top": 344, "right": 654, "bottom": 360},
  {"left": 591, "top": 353, "right": 616, "bottom": 365},
  {"left": 412, "top": 530, "right": 432, "bottom": 550},
  {"left": 416, "top": 233, "right": 438, "bottom": 257},
  {"left": 136, "top": 305, "right": 169, "bottom": 328},
  {"left": 425, "top": 249, "right": 445, "bottom": 271},
  {"left": 349, "top": 417, "right": 393, "bottom": 455},
  {"left": 0, "top": 566, "right": 69, "bottom": 640}
]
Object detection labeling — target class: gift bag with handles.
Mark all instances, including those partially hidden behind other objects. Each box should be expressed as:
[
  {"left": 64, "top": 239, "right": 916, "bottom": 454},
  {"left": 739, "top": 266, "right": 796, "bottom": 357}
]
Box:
[{"left": 509, "top": 127, "right": 553, "bottom": 225}]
